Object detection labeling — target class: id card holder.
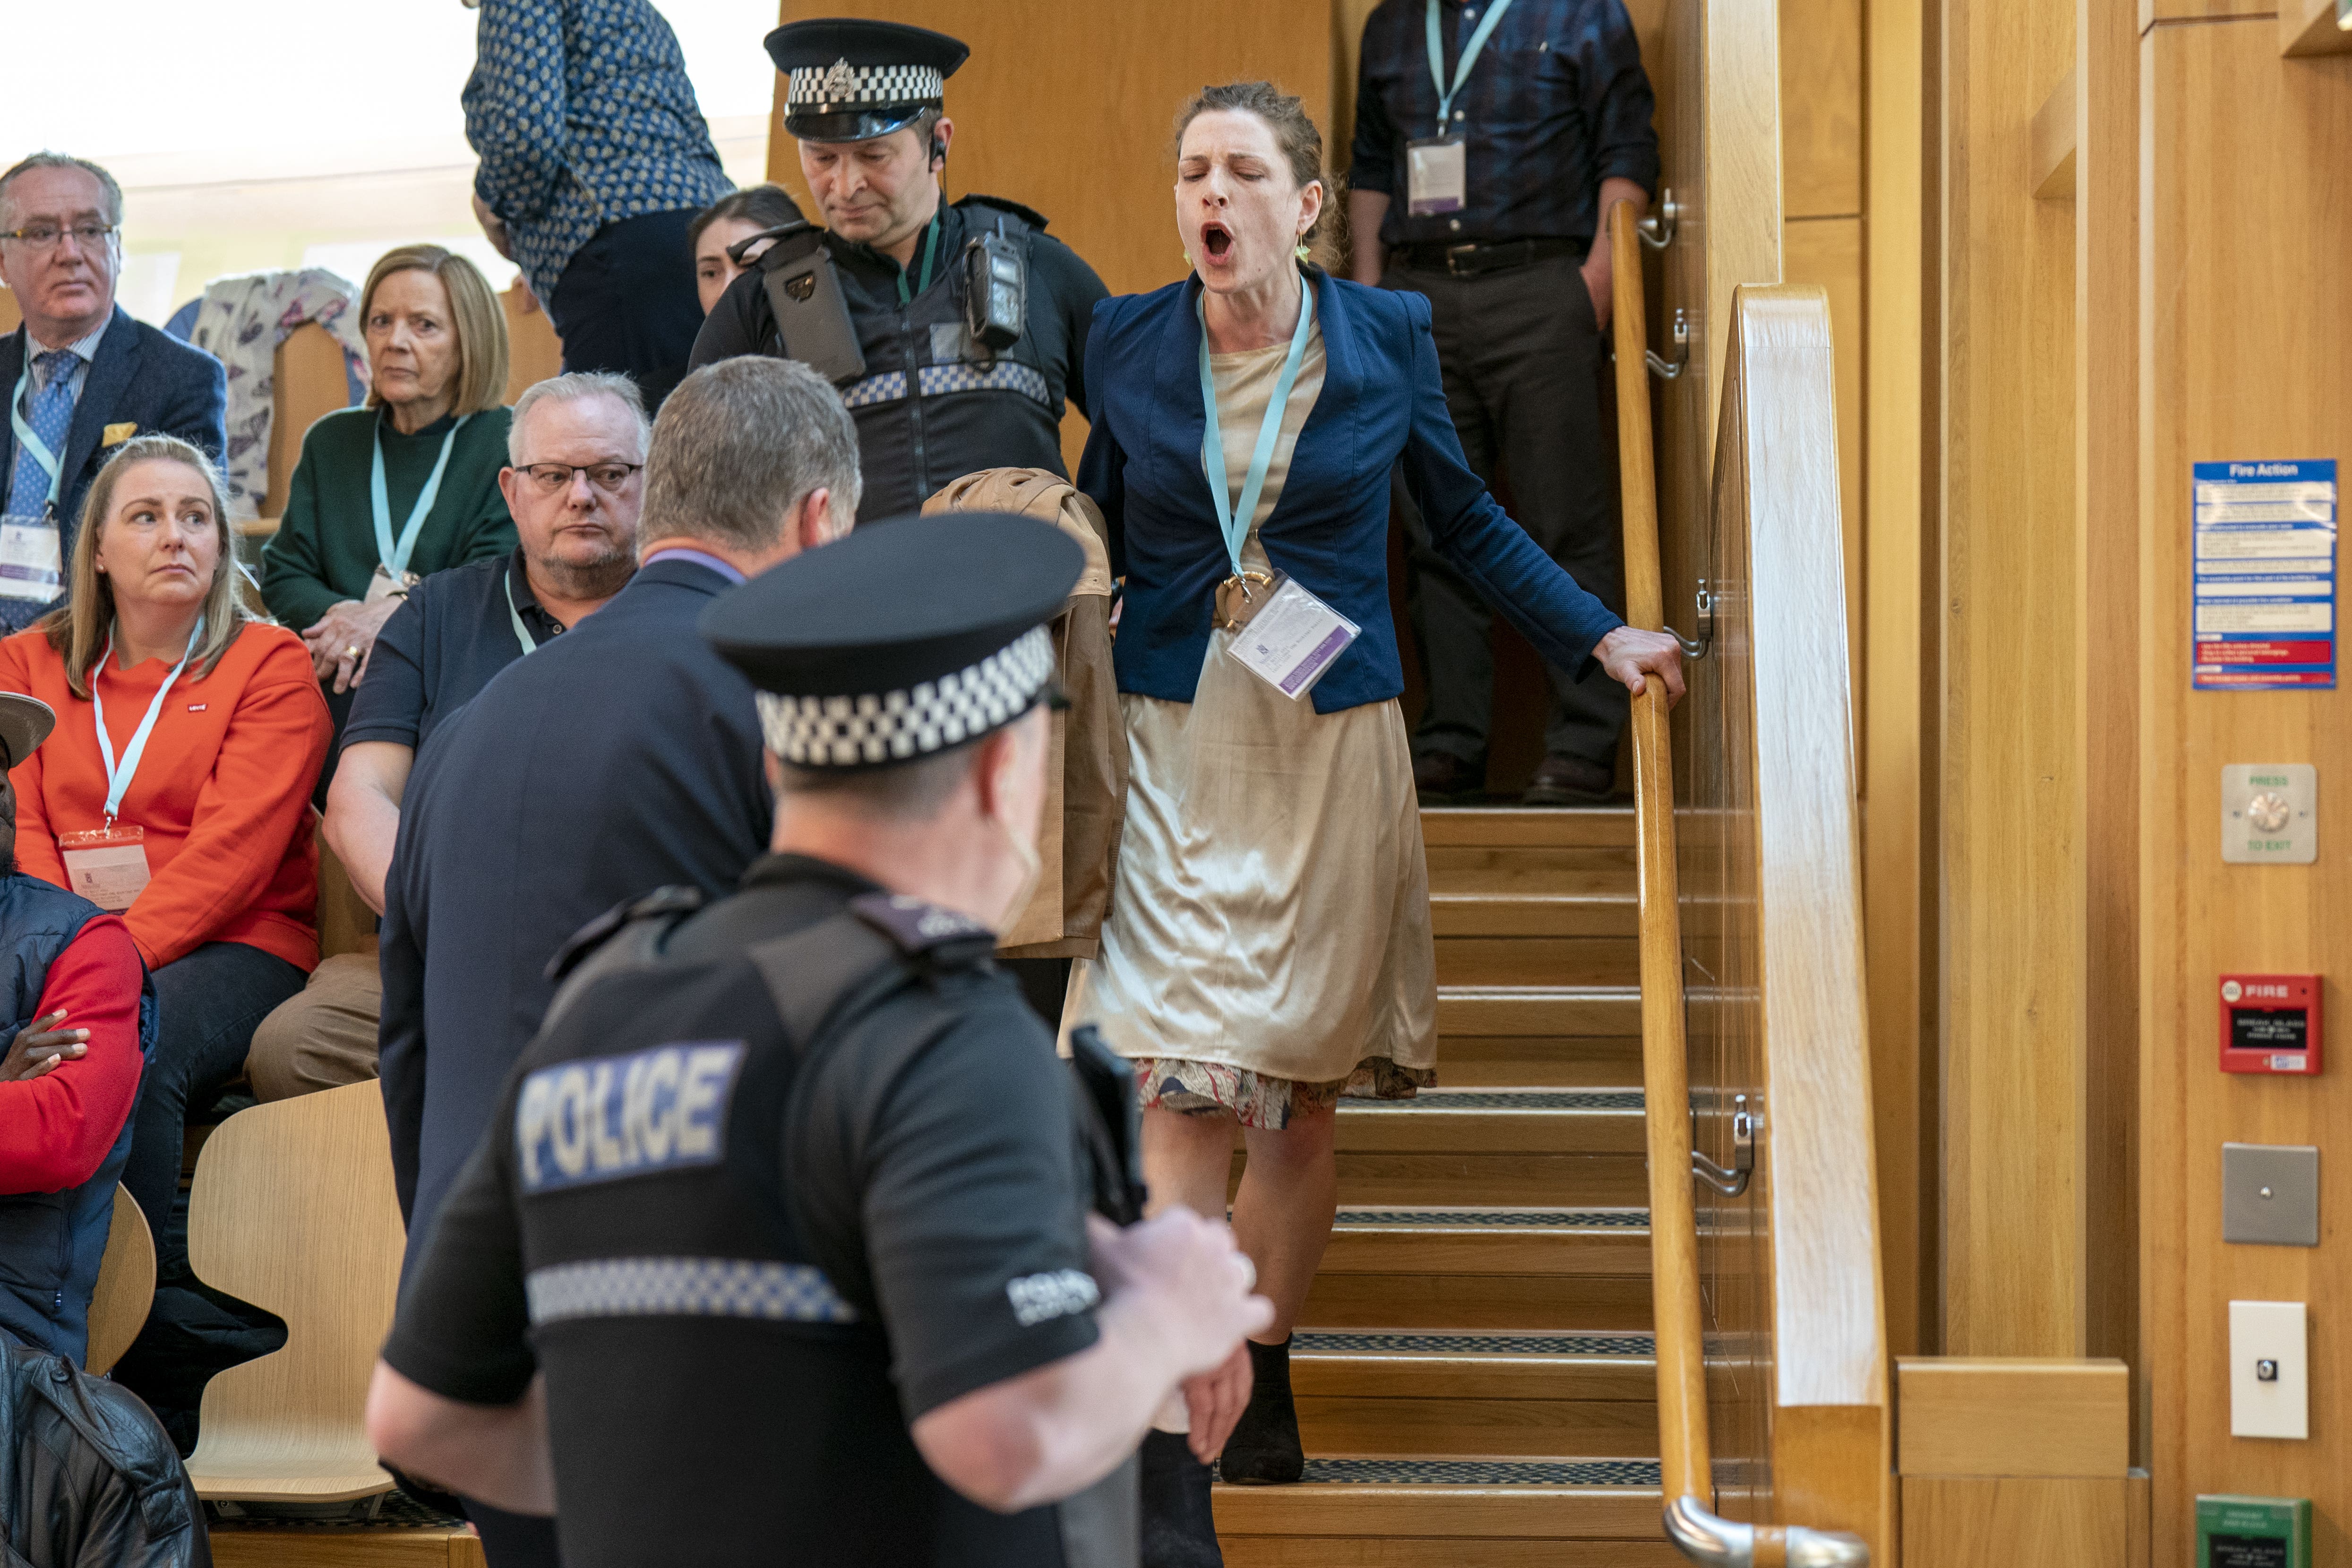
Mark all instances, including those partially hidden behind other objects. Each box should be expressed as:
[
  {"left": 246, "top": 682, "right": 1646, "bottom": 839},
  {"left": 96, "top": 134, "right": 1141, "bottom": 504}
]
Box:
[
  {"left": 1223, "top": 572, "right": 1361, "bottom": 700},
  {"left": 0, "top": 514, "right": 63, "bottom": 603},
  {"left": 58, "top": 825, "right": 151, "bottom": 912},
  {"left": 365, "top": 564, "right": 419, "bottom": 605},
  {"left": 1407, "top": 137, "right": 1468, "bottom": 217}
]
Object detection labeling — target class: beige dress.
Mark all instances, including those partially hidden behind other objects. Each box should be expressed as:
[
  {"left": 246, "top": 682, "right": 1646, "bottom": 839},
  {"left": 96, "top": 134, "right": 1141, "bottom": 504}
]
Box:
[{"left": 1067, "top": 320, "right": 1438, "bottom": 1129}]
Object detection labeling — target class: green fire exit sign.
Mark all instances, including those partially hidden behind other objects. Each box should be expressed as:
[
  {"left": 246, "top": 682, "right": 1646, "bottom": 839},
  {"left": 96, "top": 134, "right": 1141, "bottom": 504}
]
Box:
[{"left": 2197, "top": 1496, "right": 2311, "bottom": 1568}]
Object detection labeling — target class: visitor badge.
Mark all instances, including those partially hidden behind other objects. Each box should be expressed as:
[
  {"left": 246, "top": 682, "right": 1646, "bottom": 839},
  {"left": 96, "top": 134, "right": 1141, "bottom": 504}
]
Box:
[
  {"left": 0, "top": 515, "right": 62, "bottom": 603},
  {"left": 1407, "top": 138, "right": 1468, "bottom": 216},
  {"left": 58, "top": 824, "right": 151, "bottom": 912},
  {"left": 1223, "top": 572, "right": 1359, "bottom": 700}
]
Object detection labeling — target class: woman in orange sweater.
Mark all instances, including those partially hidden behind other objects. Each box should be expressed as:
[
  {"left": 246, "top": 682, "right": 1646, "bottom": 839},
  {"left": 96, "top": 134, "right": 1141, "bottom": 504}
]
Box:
[{"left": 0, "top": 435, "right": 330, "bottom": 1301}]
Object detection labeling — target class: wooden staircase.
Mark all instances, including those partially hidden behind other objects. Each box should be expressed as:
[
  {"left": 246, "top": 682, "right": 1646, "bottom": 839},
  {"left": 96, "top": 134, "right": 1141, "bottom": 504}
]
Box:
[{"left": 1214, "top": 806, "right": 1680, "bottom": 1566}]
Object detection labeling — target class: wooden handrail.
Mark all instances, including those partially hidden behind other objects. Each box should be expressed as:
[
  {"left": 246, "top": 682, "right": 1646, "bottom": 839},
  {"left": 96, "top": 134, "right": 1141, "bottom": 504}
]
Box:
[{"left": 1608, "top": 202, "right": 1870, "bottom": 1568}]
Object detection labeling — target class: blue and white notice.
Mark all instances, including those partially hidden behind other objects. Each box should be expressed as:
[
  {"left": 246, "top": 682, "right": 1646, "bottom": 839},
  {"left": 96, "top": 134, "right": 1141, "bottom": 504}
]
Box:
[{"left": 2192, "top": 460, "right": 2337, "bottom": 690}]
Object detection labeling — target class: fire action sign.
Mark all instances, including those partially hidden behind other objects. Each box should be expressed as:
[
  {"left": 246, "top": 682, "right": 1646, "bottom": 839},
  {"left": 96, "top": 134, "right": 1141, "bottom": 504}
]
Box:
[{"left": 2194, "top": 460, "right": 2337, "bottom": 690}]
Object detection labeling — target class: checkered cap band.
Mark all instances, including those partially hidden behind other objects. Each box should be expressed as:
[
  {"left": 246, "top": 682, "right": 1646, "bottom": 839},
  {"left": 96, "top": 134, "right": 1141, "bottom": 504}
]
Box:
[
  {"left": 757, "top": 624, "right": 1055, "bottom": 769},
  {"left": 526, "top": 1257, "right": 858, "bottom": 1326},
  {"left": 789, "top": 61, "right": 943, "bottom": 110}
]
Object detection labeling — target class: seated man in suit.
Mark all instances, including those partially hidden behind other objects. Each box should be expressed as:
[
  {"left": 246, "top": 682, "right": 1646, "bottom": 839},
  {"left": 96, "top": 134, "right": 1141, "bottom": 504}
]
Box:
[{"left": 0, "top": 153, "right": 228, "bottom": 634}]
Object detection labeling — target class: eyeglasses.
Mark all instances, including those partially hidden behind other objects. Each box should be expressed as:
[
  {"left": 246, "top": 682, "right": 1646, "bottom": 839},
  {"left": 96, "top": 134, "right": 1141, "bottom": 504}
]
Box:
[
  {"left": 0, "top": 223, "right": 120, "bottom": 252},
  {"left": 518, "top": 462, "right": 643, "bottom": 495}
]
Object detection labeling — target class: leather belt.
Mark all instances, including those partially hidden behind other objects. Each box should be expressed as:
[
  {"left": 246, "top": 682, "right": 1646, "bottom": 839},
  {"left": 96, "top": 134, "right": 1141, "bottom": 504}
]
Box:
[{"left": 1397, "top": 236, "right": 1584, "bottom": 278}]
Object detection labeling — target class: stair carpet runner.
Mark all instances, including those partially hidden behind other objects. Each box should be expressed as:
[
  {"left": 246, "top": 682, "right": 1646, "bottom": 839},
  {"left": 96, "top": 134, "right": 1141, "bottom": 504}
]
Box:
[{"left": 1211, "top": 807, "right": 1676, "bottom": 1566}]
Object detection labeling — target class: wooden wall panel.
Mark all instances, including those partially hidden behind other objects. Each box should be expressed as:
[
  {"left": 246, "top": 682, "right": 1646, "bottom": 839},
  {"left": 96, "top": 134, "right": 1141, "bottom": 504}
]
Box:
[
  {"left": 1939, "top": 0, "right": 2083, "bottom": 1358},
  {"left": 1901, "top": 1477, "right": 2127, "bottom": 1568},
  {"left": 2138, "top": 23, "right": 2352, "bottom": 1565},
  {"left": 1779, "top": 0, "right": 1863, "bottom": 218},
  {"left": 765, "top": 0, "right": 1329, "bottom": 302},
  {"left": 1862, "top": 0, "right": 1932, "bottom": 1364},
  {"left": 2076, "top": 0, "right": 2140, "bottom": 1448}
]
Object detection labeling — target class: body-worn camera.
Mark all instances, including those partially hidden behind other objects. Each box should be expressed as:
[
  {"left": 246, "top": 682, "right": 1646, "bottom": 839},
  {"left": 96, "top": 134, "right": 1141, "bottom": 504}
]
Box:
[{"left": 961, "top": 226, "right": 1026, "bottom": 353}]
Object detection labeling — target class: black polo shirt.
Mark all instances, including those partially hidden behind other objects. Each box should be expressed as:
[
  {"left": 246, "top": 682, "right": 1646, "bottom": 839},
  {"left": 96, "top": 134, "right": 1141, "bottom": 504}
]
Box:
[{"left": 343, "top": 548, "right": 569, "bottom": 754}]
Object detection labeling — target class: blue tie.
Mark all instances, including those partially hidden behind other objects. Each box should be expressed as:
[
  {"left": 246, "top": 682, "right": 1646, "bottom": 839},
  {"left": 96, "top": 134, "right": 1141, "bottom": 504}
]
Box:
[{"left": 6, "top": 350, "right": 79, "bottom": 522}]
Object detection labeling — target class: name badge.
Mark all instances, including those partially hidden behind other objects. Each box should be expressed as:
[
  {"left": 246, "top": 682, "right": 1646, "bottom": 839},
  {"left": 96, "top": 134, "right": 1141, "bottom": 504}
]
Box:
[
  {"left": 58, "top": 824, "right": 151, "bottom": 912},
  {"left": 1222, "top": 571, "right": 1360, "bottom": 700},
  {"left": 365, "top": 563, "right": 419, "bottom": 605},
  {"left": 1407, "top": 137, "right": 1468, "bottom": 217},
  {"left": 0, "top": 515, "right": 63, "bottom": 603}
]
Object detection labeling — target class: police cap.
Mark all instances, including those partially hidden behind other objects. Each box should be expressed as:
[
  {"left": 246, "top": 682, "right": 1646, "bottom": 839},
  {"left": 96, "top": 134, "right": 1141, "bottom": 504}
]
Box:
[
  {"left": 700, "top": 513, "right": 1081, "bottom": 771},
  {"left": 766, "top": 19, "right": 970, "bottom": 145},
  {"left": 0, "top": 694, "right": 55, "bottom": 772}
]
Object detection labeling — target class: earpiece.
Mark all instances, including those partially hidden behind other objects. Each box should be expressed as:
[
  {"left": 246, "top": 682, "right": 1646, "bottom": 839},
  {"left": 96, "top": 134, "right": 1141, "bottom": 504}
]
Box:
[{"left": 930, "top": 134, "right": 947, "bottom": 169}]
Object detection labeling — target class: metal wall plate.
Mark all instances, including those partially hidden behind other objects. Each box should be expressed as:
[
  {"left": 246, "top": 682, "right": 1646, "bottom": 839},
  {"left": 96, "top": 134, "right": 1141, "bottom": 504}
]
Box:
[
  {"left": 2223, "top": 1143, "right": 2320, "bottom": 1246},
  {"left": 2222, "top": 764, "right": 2318, "bottom": 864}
]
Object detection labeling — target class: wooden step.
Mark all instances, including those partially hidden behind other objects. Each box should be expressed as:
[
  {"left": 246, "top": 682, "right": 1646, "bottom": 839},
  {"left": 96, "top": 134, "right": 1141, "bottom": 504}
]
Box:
[
  {"left": 1292, "top": 1331, "right": 1659, "bottom": 1459},
  {"left": 1425, "top": 847, "right": 1636, "bottom": 897},
  {"left": 1439, "top": 987, "right": 1640, "bottom": 1037},
  {"left": 1303, "top": 1208, "right": 1654, "bottom": 1331},
  {"left": 1438, "top": 1035, "right": 1644, "bottom": 1089},
  {"left": 1216, "top": 1459, "right": 1672, "bottom": 1566},
  {"left": 1431, "top": 891, "right": 1639, "bottom": 938},
  {"left": 1434, "top": 935, "right": 1640, "bottom": 987},
  {"left": 1230, "top": 1091, "right": 1648, "bottom": 1206},
  {"left": 1419, "top": 807, "right": 1634, "bottom": 849}
]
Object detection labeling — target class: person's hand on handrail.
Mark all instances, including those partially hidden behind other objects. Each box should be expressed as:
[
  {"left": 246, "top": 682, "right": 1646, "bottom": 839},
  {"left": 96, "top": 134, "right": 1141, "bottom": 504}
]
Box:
[{"left": 1597, "top": 625, "right": 1685, "bottom": 705}]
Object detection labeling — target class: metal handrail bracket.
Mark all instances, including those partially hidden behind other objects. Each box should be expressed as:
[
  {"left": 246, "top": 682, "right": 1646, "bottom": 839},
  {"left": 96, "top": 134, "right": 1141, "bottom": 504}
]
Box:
[{"left": 1665, "top": 1496, "right": 1871, "bottom": 1567}]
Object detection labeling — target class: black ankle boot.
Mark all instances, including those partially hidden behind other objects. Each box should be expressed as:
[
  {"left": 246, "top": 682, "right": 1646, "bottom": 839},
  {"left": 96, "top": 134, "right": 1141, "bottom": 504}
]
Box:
[
  {"left": 1140, "top": 1429, "right": 1224, "bottom": 1567},
  {"left": 1217, "top": 1337, "right": 1304, "bottom": 1484}
]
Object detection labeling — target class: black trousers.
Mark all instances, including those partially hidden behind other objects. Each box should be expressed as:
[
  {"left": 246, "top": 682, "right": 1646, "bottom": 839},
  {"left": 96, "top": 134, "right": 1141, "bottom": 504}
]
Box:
[
  {"left": 546, "top": 210, "right": 710, "bottom": 411},
  {"left": 1382, "top": 253, "right": 1628, "bottom": 769}
]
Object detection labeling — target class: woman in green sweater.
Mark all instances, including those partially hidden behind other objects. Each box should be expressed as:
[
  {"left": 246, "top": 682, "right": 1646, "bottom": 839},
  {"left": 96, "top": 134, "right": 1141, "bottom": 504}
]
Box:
[{"left": 261, "top": 245, "right": 515, "bottom": 717}]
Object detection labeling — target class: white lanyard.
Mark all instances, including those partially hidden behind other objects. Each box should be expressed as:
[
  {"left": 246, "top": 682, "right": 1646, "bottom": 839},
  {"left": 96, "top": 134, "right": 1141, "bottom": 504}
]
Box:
[
  {"left": 1196, "top": 272, "right": 1317, "bottom": 576},
  {"left": 8, "top": 360, "right": 66, "bottom": 512},
  {"left": 371, "top": 413, "right": 469, "bottom": 580},
  {"left": 92, "top": 616, "right": 204, "bottom": 823},
  {"left": 1426, "top": 0, "right": 1519, "bottom": 133},
  {"left": 504, "top": 563, "right": 538, "bottom": 655}
]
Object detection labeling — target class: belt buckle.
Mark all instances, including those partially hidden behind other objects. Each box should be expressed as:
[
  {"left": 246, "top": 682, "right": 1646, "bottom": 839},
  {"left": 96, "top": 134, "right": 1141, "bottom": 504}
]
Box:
[{"left": 1443, "top": 242, "right": 1481, "bottom": 277}]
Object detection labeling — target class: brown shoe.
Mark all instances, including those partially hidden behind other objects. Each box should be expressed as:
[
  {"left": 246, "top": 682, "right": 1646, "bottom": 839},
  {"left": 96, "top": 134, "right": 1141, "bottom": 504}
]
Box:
[
  {"left": 1413, "top": 751, "right": 1485, "bottom": 803},
  {"left": 1522, "top": 754, "right": 1616, "bottom": 806}
]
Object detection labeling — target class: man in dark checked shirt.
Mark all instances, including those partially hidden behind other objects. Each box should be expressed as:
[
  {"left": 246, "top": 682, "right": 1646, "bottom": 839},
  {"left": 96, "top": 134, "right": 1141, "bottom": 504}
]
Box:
[{"left": 1349, "top": 0, "right": 1659, "bottom": 805}]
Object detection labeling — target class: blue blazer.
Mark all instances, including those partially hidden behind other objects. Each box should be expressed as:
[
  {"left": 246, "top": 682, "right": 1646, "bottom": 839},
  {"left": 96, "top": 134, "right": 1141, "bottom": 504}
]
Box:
[
  {"left": 1077, "top": 269, "right": 1622, "bottom": 713},
  {"left": 0, "top": 306, "right": 228, "bottom": 566}
]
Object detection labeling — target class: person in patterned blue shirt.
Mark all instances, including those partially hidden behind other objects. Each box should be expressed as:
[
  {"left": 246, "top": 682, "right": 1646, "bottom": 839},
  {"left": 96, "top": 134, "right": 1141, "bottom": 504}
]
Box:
[
  {"left": 464, "top": 0, "right": 737, "bottom": 411},
  {"left": 1348, "top": 0, "right": 1659, "bottom": 807}
]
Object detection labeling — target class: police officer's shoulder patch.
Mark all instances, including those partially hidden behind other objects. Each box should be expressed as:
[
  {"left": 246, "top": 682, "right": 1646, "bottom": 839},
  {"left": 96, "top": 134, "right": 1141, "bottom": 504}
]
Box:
[{"left": 849, "top": 892, "right": 996, "bottom": 959}]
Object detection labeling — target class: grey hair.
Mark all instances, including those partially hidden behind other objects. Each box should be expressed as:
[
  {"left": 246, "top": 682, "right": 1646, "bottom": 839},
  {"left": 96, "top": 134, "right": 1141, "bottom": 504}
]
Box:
[
  {"left": 508, "top": 372, "right": 651, "bottom": 465},
  {"left": 643, "top": 358, "right": 862, "bottom": 552},
  {"left": 0, "top": 152, "right": 124, "bottom": 232}
]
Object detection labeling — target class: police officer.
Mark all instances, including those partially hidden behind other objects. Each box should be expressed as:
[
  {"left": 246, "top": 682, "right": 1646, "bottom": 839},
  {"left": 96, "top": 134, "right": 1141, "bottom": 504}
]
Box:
[
  {"left": 689, "top": 20, "right": 1110, "bottom": 522},
  {"left": 366, "top": 513, "right": 1269, "bottom": 1568}
]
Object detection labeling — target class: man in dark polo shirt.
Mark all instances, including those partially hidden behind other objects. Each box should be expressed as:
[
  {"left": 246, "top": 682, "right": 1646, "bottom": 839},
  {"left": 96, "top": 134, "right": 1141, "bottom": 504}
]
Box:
[
  {"left": 242, "top": 371, "right": 649, "bottom": 1105},
  {"left": 375, "top": 357, "right": 858, "bottom": 1568}
]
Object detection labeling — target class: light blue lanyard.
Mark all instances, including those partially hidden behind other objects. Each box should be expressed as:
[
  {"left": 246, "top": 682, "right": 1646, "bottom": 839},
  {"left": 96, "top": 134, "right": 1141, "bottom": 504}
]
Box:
[
  {"left": 92, "top": 616, "right": 204, "bottom": 823},
  {"left": 504, "top": 563, "right": 538, "bottom": 655},
  {"left": 370, "top": 413, "right": 469, "bottom": 579},
  {"left": 8, "top": 361, "right": 65, "bottom": 512},
  {"left": 1426, "top": 0, "right": 1519, "bottom": 134},
  {"left": 1196, "top": 273, "right": 1317, "bottom": 576}
]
